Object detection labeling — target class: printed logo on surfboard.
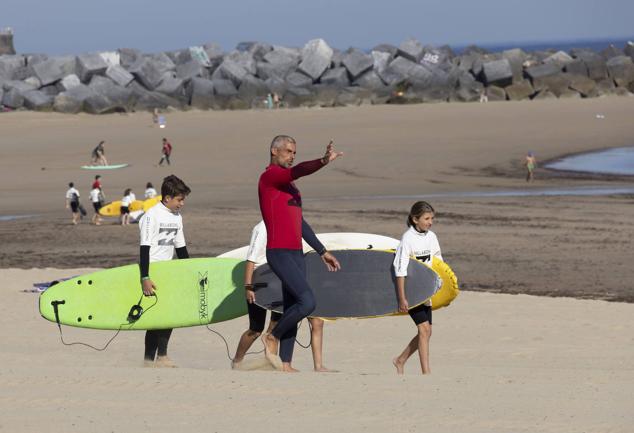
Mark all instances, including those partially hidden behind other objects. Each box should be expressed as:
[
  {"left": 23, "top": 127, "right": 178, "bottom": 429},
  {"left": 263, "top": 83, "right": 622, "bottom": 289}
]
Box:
[{"left": 198, "top": 272, "right": 209, "bottom": 323}]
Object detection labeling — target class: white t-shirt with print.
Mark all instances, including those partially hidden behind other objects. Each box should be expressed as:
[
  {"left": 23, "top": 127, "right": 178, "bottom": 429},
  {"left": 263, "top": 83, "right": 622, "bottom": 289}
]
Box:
[
  {"left": 393, "top": 226, "right": 442, "bottom": 277},
  {"left": 145, "top": 188, "right": 158, "bottom": 199},
  {"left": 121, "top": 194, "right": 133, "bottom": 207},
  {"left": 139, "top": 202, "right": 186, "bottom": 263},
  {"left": 66, "top": 187, "right": 80, "bottom": 201},
  {"left": 245, "top": 221, "right": 267, "bottom": 267},
  {"left": 90, "top": 188, "right": 102, "bottom": 203}
]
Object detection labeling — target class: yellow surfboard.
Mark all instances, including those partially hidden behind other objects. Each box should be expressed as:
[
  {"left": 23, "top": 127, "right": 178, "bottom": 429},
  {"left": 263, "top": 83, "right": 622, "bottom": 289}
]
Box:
[
  {"left": 99, "top": 200, "right": 144, "bottom": 216},
  {"left": 429, "top": 257, "right": 459, "bottom": 310},
  {"left": 142, "top": 196, "right": 162, "bottom": 212}
]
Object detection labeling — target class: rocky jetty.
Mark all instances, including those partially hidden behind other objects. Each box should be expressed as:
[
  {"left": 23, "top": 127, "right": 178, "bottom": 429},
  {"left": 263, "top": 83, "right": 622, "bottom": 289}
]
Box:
[{"left": 1, "top": 35, "right": 633, "bottom": 113}]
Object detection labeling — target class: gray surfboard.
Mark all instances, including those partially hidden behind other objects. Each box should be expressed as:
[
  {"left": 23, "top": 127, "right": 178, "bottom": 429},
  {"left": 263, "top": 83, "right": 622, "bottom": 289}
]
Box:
[{"left": 252, "top": 249, "right": 441, "bottom": 319}]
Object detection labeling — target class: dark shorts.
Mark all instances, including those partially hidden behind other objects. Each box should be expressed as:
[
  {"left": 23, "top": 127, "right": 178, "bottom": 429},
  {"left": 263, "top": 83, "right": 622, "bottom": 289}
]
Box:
[
  {"left": 247, "top": 302, "right": 282, "bottom": 333},
  {"left": 93, "top": 202, "right": 102, "bottom": 213},
  {"left": 409, "top": 303, "right": 432, "bottom": 325},
  {"left": 120, "top": 206, "right": 130, "bottom": 215},
  {"left": 70, "top": 202, "right": 79, "bottom": 213}
]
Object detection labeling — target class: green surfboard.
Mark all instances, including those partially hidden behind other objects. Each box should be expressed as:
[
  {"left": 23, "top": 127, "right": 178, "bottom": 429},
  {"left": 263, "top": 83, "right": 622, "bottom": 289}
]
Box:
[{"left": 39, "top": 258, "right": 247, "bottom": 330}]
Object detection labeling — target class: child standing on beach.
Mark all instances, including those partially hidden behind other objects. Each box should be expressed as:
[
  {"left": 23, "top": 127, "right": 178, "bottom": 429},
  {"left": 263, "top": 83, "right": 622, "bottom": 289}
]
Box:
[
  {"left": 139, "top": 175, "right": 191, "bottom": 367},
  {"left": 65, "top": 182, "right": 81, "bottom": 225},
  {"left": 158, "top": 138, "right": 172, "bottom": 166},
  {"left": 89, "top": 185, "right": 104, "bottom": 225},
  {"left": 120, "top": 188, "right": 134, "bottom": 225},
  {"left": 144, "top": 182, "right": 158, "bottom": 199},
  {"left": 392, "top": 201, "right": 442, "bottom": 375},
  {"left": 525, "top": 152, "right": 536, "bottom": 182}
]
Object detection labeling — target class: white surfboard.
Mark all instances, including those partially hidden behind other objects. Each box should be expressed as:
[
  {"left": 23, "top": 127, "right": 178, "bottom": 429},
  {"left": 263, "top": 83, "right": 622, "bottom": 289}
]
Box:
[{"left": 218, "top": 232, "right": 400, "bottom": 261}]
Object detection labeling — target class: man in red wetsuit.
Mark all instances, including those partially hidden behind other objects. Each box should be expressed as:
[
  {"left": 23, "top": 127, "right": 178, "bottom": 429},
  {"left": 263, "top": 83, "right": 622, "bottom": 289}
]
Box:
[
  {"left": 259, "top": 135, "right": 342, "bottom": 372},
  {"left": 158, "top": 138, "right": 172, "bottom": 166}
]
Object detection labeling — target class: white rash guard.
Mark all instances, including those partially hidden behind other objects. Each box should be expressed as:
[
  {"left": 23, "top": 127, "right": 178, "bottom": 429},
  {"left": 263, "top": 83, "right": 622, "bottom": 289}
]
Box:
[
  {"left": 393, "top": 226, "right": 442, "bottom": 277},
  {"left": 139, "top": 202, "right": 186, "bottom": 263}
]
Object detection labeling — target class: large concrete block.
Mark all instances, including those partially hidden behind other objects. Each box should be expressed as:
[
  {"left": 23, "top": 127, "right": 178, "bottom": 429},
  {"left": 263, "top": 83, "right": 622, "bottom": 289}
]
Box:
[
  {"left": 176, "top": 60, "right": 207, "bottom": 81},
  {"left": 203, "top": 43, "right": 224, "bottom": 60},
  {"left": 32, "top": 56, "right": 76, "bottom": 86},
  {"left": 99, "top": 51, "right": 120, "bottom": 66},
  {"left": 525, "top": 62, "right": 562, "bottom": 81},
  {"left": 574, "top": 52, "right": 607, "bottom": 80},
  {"left": 188, "top": 77, "right": 214, "bottom": 109},
  {"left": 452, "top": 72, "right": 484, "bottom": 102},
  {"left": 331, "top": 49, "right": 344, "bottom": 68},
  {"left": 298, "top": 39, "right": 333, "bottom": 81},
  {"left": 58, "top": 74, "right": 82, "bottom": 91},
  {"left": 606, "top": 56, "right": 634, "bottom": 87},
  {"left": 397, "top": 38, "right": 424, "bottom": 62},
  {"left": 486, "top": 85, "right": 506, "bottom": 101},
  {"left": 76, "top": 53, "right": 109, "bottom": 82},
  {"left": 128, "top": 81, "right": 182, "bottom": 111},
  {"left": 285, "top": 71, "right": 313, "bottom": 88},
  {"left": 601, "top": 44, "right": 623, "bottom": 60},
  {"left": 53, "top": 84, "right": 94, "bottom": 113},
  {"left": 312, "top": 84, "right": 339, "bottom": 107},
  {"left": 213, "top": 78, "right": 238, "bottom": 96},
  {"left": 543, "top": 51, "right": 573, "bottom": 67},
  {"left": 22, "top": 90, "right": 53, "bottom": 110},
  {"left": 341, "top": 48, "right": 373, "bottom": 80},
  {"left": 283, "top": 86, "right": 314, "bottom": 107},
  {"left": 86, "top": 76, "right": 135, "bottom": 113},
  {"left": 238, "top": 75, "right": 269, "bottom": 106},
  {"left": 128, "top": 58, "right": 164, "bottom": 90},
  {"left": 320, "top": 67, "right": 350, "bottom": 87},
  {"left": 118, "top": 48, "right": 142, "bottom": 68},
  {"left": 532, "top": 73, "right": 572, "bottom": 97},
  {"left": 532, "top": 89, "right": 557, "bottom": 100},
  {"left": 217, "top": 59, "right": 249, "bottom": 86},
  {"left": 0, "top": 55, "right": 25, "bottom": 80},
  {"left": 2, "top": 79, "right": 37, "bottom": 93},
  {"left": 568, "top": 73, "right": 597, "bottom": 96},
  {"left": 502, "top": 49, "right": 527, "bottom": 83},
  {"left": 381, "top": 56, "right": 422, "bottom": 86},
  {"left": 226, "top": 50, "right": 257, "bottom": 75},
  {"left": 155, "top": 73, "right": 186, "bottom": 99},
  {"left": 264, "top": 76, "right": 287, "bottom": 96},
  {"left": 246, "top": 42, "right": 274, "bottom": 62},
  {"left": 372, "top": 43, "right": 398, "bottom": 58},
  {"left": 371, "top": 50, "right": 391, "bottom": 83},
  {"left": 565, "top": 59, "right": 588, "bottom": 77},
  {"left": 24, "top": 76, "right": 42, "bottom": 88},
  {"left": 256, "top": 61, "right": 295, "bottom": 80},
  {"left": 354, "top": 70, "right": 388, "bottom": 90},
  {"left": 1, "top": 87, "right": 24, "bottom": 108},
  {"left": 505, "top": 79, "right": 534, "bottom": 100},
  {"left": 481, "top": 58, "right": 513, "bottom": 87},
  {"left": 264, "top": 46, "right": 301, "bottom": 66},
  {"left": 106, "top": 64, "right": 134, "bottom": 87}
]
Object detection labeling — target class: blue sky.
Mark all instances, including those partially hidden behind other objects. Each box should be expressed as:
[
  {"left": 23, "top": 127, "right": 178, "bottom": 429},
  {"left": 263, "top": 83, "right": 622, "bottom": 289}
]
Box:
[{"left": 3, "top": 0, "right": 633, "bottom": 54}]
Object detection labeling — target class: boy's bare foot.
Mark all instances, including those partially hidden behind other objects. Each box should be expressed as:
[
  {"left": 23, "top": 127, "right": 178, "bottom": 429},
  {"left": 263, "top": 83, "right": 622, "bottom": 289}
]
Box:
[
  {"left": 261, "top": 333, "right": 282, "bottom": 370},
  {"left": 281, "top": 363, "right": 299, "bottom": 373},
  {"left": 393, "top": 357, "right": 405, "bottom": 375},
  {"left": 155, "top": 356, "right": 177, "bottom": 368},
  {"left": 143, "top": 360, "right": 154, "bottom": 368},
  {"left": 314, "top": 366, "right": 339, "bottom": 373}
]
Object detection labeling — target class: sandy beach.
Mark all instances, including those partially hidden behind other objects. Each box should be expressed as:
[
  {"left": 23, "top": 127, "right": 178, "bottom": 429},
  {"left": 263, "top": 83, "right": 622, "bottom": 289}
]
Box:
[{"left": 1, "top": 97, "right": 633, "bottom": 432}]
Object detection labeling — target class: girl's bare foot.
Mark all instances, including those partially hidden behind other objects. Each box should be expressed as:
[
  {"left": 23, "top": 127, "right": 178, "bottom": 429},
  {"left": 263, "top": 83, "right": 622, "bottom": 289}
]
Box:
[
  {"left": 281, "top": 363, "right": 299, "bottom": 373},
  {"left": 314, "top": 366, "right": 339, "bottom": 373},
  {"left": 155, "top": 356, "right": 177, "bottom": 368},
  {"left": 393, "top": 357, "right": 405, "bottom": 375}
]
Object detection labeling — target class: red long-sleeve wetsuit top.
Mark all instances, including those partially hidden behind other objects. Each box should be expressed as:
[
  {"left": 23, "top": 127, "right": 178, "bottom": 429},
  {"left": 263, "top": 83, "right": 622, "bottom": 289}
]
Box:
[{"left": 258, "top": 159, "right": 325, "bottom": 250}]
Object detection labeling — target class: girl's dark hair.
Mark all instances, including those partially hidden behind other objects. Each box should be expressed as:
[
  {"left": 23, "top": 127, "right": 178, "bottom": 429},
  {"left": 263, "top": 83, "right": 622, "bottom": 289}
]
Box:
[
  {"left": 146, "top": 182, "right": 153, "bottom": 188},
  {"left": 161, "top": 175, "right": 191, "bottom": 198},
  {"left": 124, "top": 188, "right": 131, "bottom": 196},
  {"left": 407, "top": 201, "right": 435, "bottom": 227},
  {"left": 68, "top": 182, "right": 74, "bottom": 187}
]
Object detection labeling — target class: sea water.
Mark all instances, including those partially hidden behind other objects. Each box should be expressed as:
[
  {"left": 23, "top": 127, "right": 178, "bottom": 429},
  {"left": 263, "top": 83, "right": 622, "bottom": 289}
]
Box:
[{"left": 545, "top": 147, "right": 634, "bottom": 176}]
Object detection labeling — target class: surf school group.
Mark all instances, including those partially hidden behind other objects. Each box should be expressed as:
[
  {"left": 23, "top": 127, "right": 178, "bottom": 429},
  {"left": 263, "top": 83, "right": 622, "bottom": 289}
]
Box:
[{"left": 53, "top": 134, "right": 456, "bottom": 375}]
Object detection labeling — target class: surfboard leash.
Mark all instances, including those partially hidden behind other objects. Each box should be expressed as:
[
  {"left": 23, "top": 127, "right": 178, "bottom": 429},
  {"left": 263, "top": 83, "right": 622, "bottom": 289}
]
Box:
[{"left": 51, "top": 293, "right": 159, "bottom": 351}]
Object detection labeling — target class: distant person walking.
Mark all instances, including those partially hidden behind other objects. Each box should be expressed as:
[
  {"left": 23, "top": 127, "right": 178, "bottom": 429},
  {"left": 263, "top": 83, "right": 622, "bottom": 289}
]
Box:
[
  {"left": 525, "top": 152, "right": 537, "bottom": 182},
  {"left": 120, "top": 188, "right": 135, "bottom": 225},
  {"left": 158, "top": 138, "right": 172, "bottom": 166},
  {"left": 91, "top": 141, "right": 108, "bottom": 166},
  {"left": 65, "top": 182, "right": 81, "bottom": 225},
  {"left": 92, "top": 175, "right": 102, "bottom": 189},
  {"left": 90, "top": 185, "right": 104, "bottom": 225},
  {"left": 145, "top": 182, "right": 158, "bottom": 199}
]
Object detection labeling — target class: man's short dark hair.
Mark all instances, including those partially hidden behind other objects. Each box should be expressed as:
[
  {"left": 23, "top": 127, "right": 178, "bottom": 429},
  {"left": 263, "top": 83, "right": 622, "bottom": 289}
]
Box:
[{"left": 161, "top": 175, "right": 191, "bottom": 198}]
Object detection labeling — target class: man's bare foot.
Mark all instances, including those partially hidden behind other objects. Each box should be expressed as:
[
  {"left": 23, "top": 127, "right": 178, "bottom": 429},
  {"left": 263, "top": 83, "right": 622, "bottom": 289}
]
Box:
[
  {"left": 393, "top": 357, "right": 405, "bottom": 375},
  {"left": 231, "top": 359, "right": 243, "bottom": 370},
  {"left": 261, "top": 333, "right": 282, "bottom": 370},
  {"left": 314, "top": 366, "right": 339, "bottom": 373},
  {"left": 281, "top": 363, "right": 300, "bottom": 373},
  {"left": 143, "top": 360, "right": 154, "bottom": 368},
  {"left": 155, "top": 356, "right": 177, "bottom": 368}
]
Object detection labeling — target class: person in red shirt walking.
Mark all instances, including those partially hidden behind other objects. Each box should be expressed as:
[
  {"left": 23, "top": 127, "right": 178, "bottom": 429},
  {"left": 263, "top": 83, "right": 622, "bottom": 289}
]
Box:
[
  {"left": 158, "top": 138, "right": 173, "bottom": 166},
  {"left": 259, "top": 135, "right": 343, "bottom": 372}
]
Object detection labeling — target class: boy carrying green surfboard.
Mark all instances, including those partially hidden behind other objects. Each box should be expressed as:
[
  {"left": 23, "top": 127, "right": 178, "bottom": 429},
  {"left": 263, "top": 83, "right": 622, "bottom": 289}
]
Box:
[{"left": 139, "top": 175, "right": 191, "bottom": 368}]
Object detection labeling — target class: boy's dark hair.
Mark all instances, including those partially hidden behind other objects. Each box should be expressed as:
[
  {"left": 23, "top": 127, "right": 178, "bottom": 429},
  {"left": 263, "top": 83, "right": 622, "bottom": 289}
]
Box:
[
  {"left": 95, "top": 175, "right": 101, "bottom": 180},
  {"left": 161, "top": 175, "right": 191, "bottom": 198},
  {"left": 68, "top": 182, "right": 74, "bottom": 187},
  {"left": 124, "top": 188, "right": 131, "bottom": 196},
  {"left": 146, "top": 182, "right": 153, "bottom": 188},
  {"left": 407, "top": 201, "right": 435, "bottom": 227}
]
